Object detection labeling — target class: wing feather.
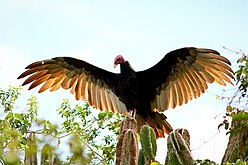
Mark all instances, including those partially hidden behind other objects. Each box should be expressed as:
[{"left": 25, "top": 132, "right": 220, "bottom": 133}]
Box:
[
  {"left": 29, "top": 74, "right": 52, "bottom": 90},
  {"left": 197, "top": 51, "right": 231, "bottom": 64},
  {"left": 190, "top": 66, "right": 208, "bottom": 92},
  {"left": 181, "top": 72, "right": 194, "bottom": 100},
  {"left": 50, "top": 68, "right": 67, "bottom": 78},
  {"left": 75, "top": 73, "right": 83, "bottom": 100},
  {"left": 205, "top": 68, "right": 226, "bottom": 86},
  {"left": 50, "top": 74, "right": 67, "bottom": 92},
  {"left": 18, "top": 64, "right": 49, "bottom": 79},
  {"left": 158, "top": 90, "right": 166, "bottom": 110},
  {"left": 174, "top": 80, "right": 183, "bottom": 106},
  {"left": 22, "top": 70, "right": 48, "bottom": 86},
  {"left": 25, "top": 59, "right": 55, "bottom": 68},
  {"left": 87, "top": 80, "right": 93, "bottom": 106},
  {"left": 39, "top": 78, "right": 57, "bottom": 93},
  {"left": 193, "top": 62, "right": 215, "bottom": 83},
  {"left": 105, "top": 90, "right": 114, "bottom": 112},
  {"left": 81, "top": 74, "right": 88, "bottom": 100},
  {"left": 197, "top": 60, "right": 234, "bottom": 80},
  {"left": 109, "top": 91, "right": 118, "bottom": 113},
  {"left": 177, "top": 75, "right": 188, "bottom": 104},
  {"left": 172, "top": 83, "right": 179, "bottom": 109},
  {"left": 166, "top": 85, "right": 173, "bottom": 109},
  {"left": 18, "top": 57, "right": 127, "bottom": 114},
  {"left": 61, "top": 77, "right": 72, "bottom": 89},
  {"left": 70, "top": 75, "right": 79, "bottom": 94},
  {"left": 138, "top": 47, "right": 234, "bottom": 111},
  {"left": 89, "top": 79, "right": 97, "bottom": 108},
  {"left": 99, "top": 87, "right": 106, "bottom": 111},
  {"left": 95, "top": 81, "right": 101, "bottom": 110},
  {"left": 187, "top": 69, "right": 201, "bottom": 97}
]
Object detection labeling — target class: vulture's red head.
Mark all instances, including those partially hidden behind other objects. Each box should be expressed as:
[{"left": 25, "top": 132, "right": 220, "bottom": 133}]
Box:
[{"left": 114, "top": 55, "right": 125, "bottom": 68}]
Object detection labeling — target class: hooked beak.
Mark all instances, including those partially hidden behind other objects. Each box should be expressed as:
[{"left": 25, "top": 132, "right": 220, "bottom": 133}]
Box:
[{"left": 114, "top": 63, "right": 118, "bottom": 68}]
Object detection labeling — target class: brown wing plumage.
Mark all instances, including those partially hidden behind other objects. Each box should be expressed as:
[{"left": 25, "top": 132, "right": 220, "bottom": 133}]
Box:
[
  {"left": 18, "top": 57, "right": 127, "bottom": 114},
  {"left": 137, "top": 47, "right": 234, "bottom": 112}
]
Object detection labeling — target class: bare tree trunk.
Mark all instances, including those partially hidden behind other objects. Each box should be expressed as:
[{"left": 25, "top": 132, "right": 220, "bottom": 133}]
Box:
[{"left": 221, "top": 111, "right": 248, "bottom": 164}]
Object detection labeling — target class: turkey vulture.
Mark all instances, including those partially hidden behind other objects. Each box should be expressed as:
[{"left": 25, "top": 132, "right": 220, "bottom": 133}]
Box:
[{"left": 18, "top": 47, "right": 234, "bottom": 138}]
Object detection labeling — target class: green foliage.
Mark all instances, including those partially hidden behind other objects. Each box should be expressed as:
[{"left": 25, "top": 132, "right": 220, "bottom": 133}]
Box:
[
  {"left": 219, "top": 49, "right": 248, "bottom": 164},
  {"left": 218, "top": 51, "right": 248, "bottom": 134},
  {"left": 0, "top": 86, "right": 21, "bottom": 112},
  {"left": 0, "top": 86, "right": 37, "bottom": 164},
  {"left": 194, "top": 159, "right": 218, "bottom": 165},
  {"left": 218, "top": 108, "right": 248, "bottom": 134},
  {"left": 235, "top": 52, "right": 248, "bottom": 97},
  {"left": 57, "top": 99, "right": 124, "bottom": 164},
  {"left": 226, "top": 159, "right": 248, "bottom": 165},
  {"left": 0, "top": 86, "right": 124, "bottom": 164}
]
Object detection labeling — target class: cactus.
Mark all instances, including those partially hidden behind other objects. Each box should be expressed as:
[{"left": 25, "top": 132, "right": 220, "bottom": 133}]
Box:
[
  {"left": 25, "top": 132, "right": 37, "bottom": 165},
  {"left": 165, "top": 128, "right": 193, "bottom": 165},
  {"left": 138, "top": 149, "right": 146, "bottom": 165},
  {"left": 41, "top": 144, "right": 53, "bottom": 165},
  {"left": 116, "top": 119, "right": 195, "bottom": 165},
  {"left": 139, "top": 125, "right": 157, "bottom": 162},
  {"left": 53, "top": 156, "right": 62, "bottom": 165},
  {"left": 116, "top": 117, "right": 139, "bottom": 165}
]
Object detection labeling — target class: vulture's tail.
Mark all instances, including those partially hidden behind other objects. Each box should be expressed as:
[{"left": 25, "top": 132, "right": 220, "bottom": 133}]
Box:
[{"left": 136, "top": 112, "right": 173, "bottom": 138}]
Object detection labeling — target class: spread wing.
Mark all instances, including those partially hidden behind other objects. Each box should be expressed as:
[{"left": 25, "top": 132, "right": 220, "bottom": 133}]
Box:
[
  {"left": 137, "top": 47, "right": 234, "bottom": 111},
  {"left": 18, "top": 57, "right": 127, "bottom": 114}
]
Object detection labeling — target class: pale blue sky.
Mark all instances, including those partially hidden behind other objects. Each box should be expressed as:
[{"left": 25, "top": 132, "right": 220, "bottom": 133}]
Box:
[{"left": 0, "top": 0, "right": 247, "bottom": 163}]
